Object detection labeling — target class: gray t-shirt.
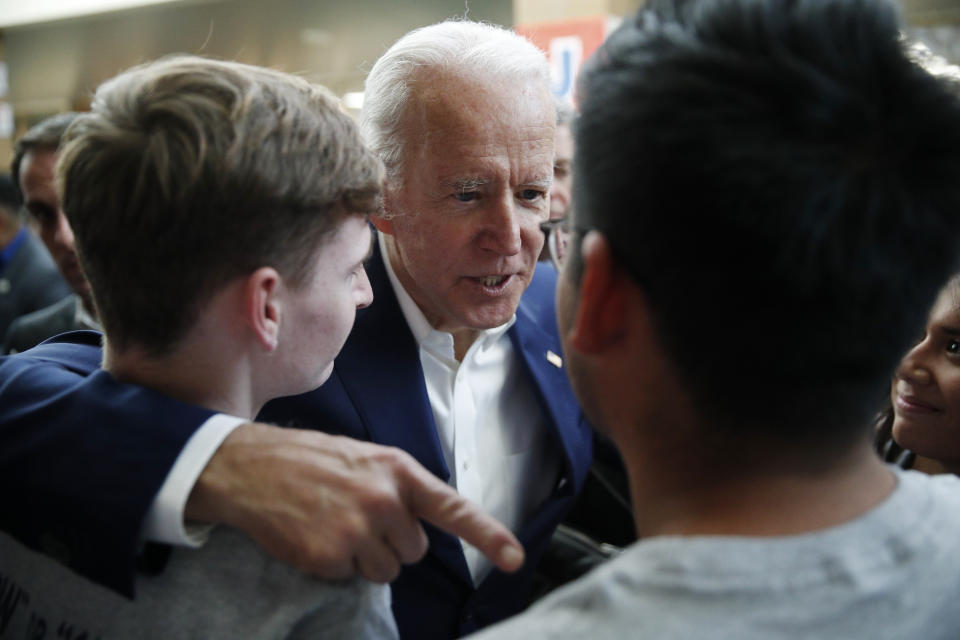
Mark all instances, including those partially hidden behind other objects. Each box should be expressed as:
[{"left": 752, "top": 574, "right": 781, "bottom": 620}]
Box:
[
  {"left": 469, "top": 468, "right": 960, "bottom": 639},
  {"left": 0, "top": 526, "right": 398, "bottom": 639}
]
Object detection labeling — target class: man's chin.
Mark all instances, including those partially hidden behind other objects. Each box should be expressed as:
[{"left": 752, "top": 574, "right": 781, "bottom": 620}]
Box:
[
  {"left": 291, "top": 363, "right": 335, "bottom": 396},
  {"left": 461, "top": 288, "right": 527, "bottom": 325},
  {"left": 315, "top": 363, "right": 335, "bottom": 388},
  {"left": 462, "top": 305, "right": 520, "bottom": 331}
]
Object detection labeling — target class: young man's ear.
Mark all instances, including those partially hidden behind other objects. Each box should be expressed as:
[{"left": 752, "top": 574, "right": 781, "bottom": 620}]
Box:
[
  {"left": 567, "top": 231, "right": 630, "bottom": 355},
  {"left": 244, "top": 267, "right": 283, "bottom": 351}
]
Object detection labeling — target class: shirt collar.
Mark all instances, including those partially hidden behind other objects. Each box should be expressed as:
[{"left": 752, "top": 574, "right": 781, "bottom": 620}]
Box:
[{"left": 377, "top": 231, "right": 515, "bottom": 357}]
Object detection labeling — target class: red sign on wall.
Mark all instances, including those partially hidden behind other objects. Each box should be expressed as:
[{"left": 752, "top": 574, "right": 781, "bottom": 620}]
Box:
[{"left": 516, "top": 16, "right": 618, "bottom": 104}]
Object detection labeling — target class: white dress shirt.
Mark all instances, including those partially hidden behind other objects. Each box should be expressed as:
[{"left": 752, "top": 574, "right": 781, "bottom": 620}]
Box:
[
  {"left": 141, "top": 413, "right": 244, "bottom": 546},
  {"left": 379, "top": 232, "right": 560, "bottom": 584},
  {"left": 144, "top": 233, "right": 561, "bottom": 584}
]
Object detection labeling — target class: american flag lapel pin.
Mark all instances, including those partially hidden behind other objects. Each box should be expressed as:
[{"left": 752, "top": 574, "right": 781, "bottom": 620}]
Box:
[{"left": 546, "top": 350, "right": 562, "bottom": 368}]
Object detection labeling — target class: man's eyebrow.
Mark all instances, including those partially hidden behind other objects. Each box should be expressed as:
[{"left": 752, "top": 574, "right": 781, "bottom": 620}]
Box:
[
  {"left": 442, "top": 177, "right": 490, "bottom": 191},
  {"left": 524, "top": 177, "right": 553, "bottom": 189},
  {"left": 941, "top": 326, "right": 960, "bottom": 337}
]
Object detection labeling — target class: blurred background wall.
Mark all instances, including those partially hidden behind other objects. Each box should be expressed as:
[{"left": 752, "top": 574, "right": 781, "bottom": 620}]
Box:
[{"left": 0, "top": 0, "right": 956, "bottom": 166}]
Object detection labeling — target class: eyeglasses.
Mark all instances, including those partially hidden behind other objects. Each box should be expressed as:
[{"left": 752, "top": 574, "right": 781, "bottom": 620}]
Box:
[{"left": 540, "top": 218, "right": 571, "bottom": 271}]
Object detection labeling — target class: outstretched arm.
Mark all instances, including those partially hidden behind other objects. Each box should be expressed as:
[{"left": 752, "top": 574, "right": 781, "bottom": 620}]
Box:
[
  {"left": 0, "top": 335, "right": 523, "bottom": 596},
  {"left": 0, "top": 335, "right": 215, "bottom": 596},
  {"left": 187, "top": 423, "right": 525, "bottom": 583}
]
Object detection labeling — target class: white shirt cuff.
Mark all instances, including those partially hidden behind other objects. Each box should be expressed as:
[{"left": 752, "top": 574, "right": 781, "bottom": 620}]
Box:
[{"left": 141, "top": 413, "right": 247, "bottom": 547}]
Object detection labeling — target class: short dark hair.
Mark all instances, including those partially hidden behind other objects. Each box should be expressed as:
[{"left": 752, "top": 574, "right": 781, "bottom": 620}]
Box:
[
  {"left": 575, "top": 0, "right": 960, "bottom": 442},
  {"left": 10, "top": 112, "right": 80, "bottom": 201},
  {"left": 58, "top": 55, "right": 383, "bottom": 355}
]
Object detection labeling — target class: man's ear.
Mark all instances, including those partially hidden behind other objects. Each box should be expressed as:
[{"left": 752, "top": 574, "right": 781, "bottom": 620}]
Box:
[
  {"left": 370, "top": 215, "right": 393, "bottom": 234},
  {"left": 567, "top": 231, "right": 629, "bottom": 355},
  {"left": 244, "top": 267, "right": 283, "bottom": 351},
  {"left": 372, "top": 185, "right": 401, "bottom": 235}
]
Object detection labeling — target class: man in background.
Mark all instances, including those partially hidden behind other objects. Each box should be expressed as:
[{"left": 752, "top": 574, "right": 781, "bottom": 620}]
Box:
[
  {"left": 549, "top": 100, "right": 574, "bottom": 226},
  {"left": 472, "top": 0, "right": 960, "bottom": 636},
  {"left": 539, "top": 100, "right": 575, "bottom": 266},
  {"left": 5, "top": 113, "right": 100, "bottom": 353},
  {"left": 0, "top": 172, "right": 70, "bottom": 338}
]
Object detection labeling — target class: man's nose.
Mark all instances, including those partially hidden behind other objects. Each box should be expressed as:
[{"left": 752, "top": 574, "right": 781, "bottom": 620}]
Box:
[
  {"left": 356, "top": 267, "right": 374, "bottom": 309},
  {"left": 550, "top": 185, "right": 570, "bottom": 221},
  {"left": 52, "top": 210, "right": 76, "bottom": 251},
  {"left": 480, "top": 196, "right": 522, "bottom": 255}
]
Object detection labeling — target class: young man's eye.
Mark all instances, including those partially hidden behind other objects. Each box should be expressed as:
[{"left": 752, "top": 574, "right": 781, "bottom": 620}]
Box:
[{"left": 947, "top": 339, "right": 960, "bottom": 355}]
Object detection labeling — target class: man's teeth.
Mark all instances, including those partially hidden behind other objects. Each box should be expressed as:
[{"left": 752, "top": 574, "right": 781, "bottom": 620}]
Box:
[{"left": 479, "top": 275, "right": 507, "bottom": 287}]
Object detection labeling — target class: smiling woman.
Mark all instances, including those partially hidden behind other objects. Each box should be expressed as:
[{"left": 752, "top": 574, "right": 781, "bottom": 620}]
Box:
[{"left": 882, "top": 275, "right": 960, "bottom": 474}]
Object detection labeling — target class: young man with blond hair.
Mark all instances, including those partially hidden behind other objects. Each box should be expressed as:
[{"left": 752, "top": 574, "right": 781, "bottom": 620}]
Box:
[{"left": 0, "top": 54, "right": 396, "bottom": 638}]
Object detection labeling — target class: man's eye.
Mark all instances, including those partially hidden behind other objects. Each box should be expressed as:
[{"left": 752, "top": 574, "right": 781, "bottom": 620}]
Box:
[
  {"left": 454, "top": 191, "right": 478, "bottom": 203},
  {"left": 519, "top": 189, "right": 543, "bottom": 201},
  {"left": 947, "top": 339, "right": 960, "bottom": 355}
]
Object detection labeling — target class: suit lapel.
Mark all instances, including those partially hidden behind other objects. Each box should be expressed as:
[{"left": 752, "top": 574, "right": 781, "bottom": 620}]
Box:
[
  {"left": 334, "top": 246, "right": 591, "bottom": 588},
  {"left": 334, "top": 240, "right": 474, "bottom": 583},
  {"left": 333, "top": 241, "right": 450, "bottom": 481},
  {"left": 510, "top": 295, "right": 592, "bottom": 496}
]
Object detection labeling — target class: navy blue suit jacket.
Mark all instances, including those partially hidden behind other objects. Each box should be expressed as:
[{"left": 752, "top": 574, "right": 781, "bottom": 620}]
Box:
[
  {"left": 260, "top": 244, "right": 593, "bottom": 637},
  {"left": 0, "top": 243, "right": 592, "bottom": 639},
  {"left": 0, "top": 331, "right": 215, "bottom": 595}
]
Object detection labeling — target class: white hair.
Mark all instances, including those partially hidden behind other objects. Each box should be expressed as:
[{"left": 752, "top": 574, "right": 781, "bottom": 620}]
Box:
[{"left": 360, "top": 20, "right": 550, "bottom": 181}]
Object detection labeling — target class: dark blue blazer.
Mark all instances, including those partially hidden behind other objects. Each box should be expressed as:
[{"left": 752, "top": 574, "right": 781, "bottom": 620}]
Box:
[
  {"left": 0, "top": 331, "right": 215, "bottom": 596},
  {"left": 0, "top": 244, "right": 592, "bottom": 639},
  {"left": 260, "top": 243, "right": 593, "bottom": 638}
]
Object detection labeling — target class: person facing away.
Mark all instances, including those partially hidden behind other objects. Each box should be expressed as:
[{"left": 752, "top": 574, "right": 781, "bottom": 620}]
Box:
[
  {"left": 469, "top": 0, "right": 960, "bottom": 637},
  {"left": 4, "top": 112, "right": 100, "bottom": 354},
  {"left": 0, "top": 54, "right": 400, "bottom": 639},
  {"left": 0, "top": 19, "right": 589, "bottom": 640},
  {"left": 0, "top": 171, "right": 70, "bottom": 339}
]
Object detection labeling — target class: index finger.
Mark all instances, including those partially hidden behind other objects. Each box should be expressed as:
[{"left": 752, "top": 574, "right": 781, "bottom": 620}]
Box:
[{"left": 401, "top": 460, "right": 525, "bottom": 573}]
